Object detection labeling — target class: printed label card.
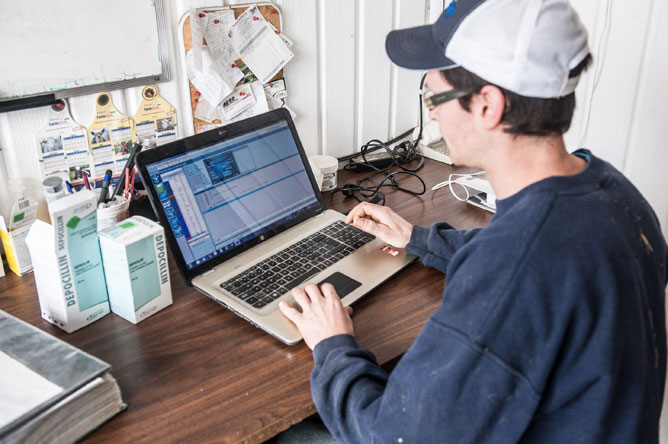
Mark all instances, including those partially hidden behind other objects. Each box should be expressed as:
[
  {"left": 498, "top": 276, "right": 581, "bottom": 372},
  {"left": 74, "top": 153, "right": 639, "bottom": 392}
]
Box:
[
  {"left": 36, "top": 100, "right": 91, "bottom": 185},
  {"left": 88, "top": 93, "right": 135, "bottom": 179},
  {"left": 134, "top": 85, "right": 178, "bottom": 149}
]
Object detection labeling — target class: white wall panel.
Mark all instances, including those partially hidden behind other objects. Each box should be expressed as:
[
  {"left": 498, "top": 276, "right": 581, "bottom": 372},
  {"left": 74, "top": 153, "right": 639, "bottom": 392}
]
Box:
[
  {"left": 563, "top": 0, "right": 601, "bottom": 153},
  {"left": 390, "top": 0, "right": 431, "bottom": 139},
  {"left": 624, "top": 0, "right": 668, "bottom": 241},
  {"left": 577, "top": 0, "right": 653, "bottom": 168},
  {"left": 356, "top": 0, "right": 393, "bottom": 148},
  {"left": 318, "top": 0, "right": 357, "bottom": 157},
  {"left": 277, "top": 0, "right": 320, "bottom": 155}
]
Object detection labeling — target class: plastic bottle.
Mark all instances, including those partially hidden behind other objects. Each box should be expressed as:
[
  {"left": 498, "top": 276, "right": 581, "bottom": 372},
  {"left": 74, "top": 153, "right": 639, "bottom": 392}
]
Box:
[{"left": 42, "top": 176, "right": 67, "bottom": 203}]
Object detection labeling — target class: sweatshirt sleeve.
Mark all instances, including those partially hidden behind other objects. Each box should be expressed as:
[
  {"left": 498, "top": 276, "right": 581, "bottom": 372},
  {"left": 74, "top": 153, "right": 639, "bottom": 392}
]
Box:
[
  {"left": 311, "top": 318, "right": 541, "bottom": 444},
  {"left": 310, "top": 236, "right": 542, "bottom": 444},
  {"left": 406, "top": 223, "right": 483, "bottom": 273}
]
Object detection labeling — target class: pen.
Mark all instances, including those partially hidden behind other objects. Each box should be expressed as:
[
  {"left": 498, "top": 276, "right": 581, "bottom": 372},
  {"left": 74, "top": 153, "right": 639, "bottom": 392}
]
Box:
[
  {"left": 98, "top": 169, "right": 112, "bottom": 204},
  {"left": 129, "top": 167, "right": 136, "bottom": 196},
  {"left": 82, "top": 170, "right": 92, "bottom": 191},
  {"left": 112, "top": 142, "right": 143, "bottom": 197},
  {"left": 124, "top": 167, "right": 130, "bottom": 198},
  {"left": 65, "top": 180, "right": 73, "bottom": 194}
]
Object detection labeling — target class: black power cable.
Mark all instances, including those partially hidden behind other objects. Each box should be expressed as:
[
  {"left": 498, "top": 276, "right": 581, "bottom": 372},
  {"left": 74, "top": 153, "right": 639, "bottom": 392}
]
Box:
[{"left": 334, "top": 73, "right": 428, "bottom": 205}]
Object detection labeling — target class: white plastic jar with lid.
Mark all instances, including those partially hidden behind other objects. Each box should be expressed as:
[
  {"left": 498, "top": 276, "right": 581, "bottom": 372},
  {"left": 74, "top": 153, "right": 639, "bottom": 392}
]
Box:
[
  {"left": 42, "top": 176, "right": 67, "bottom": 203},
  {"left": 309, "top": 155, "right": 338, "bottom": 191}
]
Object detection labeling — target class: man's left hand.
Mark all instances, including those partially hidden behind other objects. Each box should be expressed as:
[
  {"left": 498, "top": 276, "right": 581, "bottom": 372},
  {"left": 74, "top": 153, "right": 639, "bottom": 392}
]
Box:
[{"left": 279, "top": 283, "right": 354, "bottom": 350}]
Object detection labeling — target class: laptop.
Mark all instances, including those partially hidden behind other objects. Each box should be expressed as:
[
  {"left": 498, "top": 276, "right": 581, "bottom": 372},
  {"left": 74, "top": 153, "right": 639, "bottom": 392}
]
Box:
[{"left": 135, "top": 109, "right": 415, "bottom": 345}]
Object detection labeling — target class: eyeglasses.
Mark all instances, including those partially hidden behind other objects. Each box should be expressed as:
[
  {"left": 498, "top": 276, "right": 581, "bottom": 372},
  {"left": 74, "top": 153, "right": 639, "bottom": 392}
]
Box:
[{"left": 422, "top": 88, "right": 471, "bottom": 111}]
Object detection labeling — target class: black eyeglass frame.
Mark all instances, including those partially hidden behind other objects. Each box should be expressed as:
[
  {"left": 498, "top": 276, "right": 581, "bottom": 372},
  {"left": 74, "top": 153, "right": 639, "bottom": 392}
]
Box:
[{"left": 422, "top": 88, "right": 471, "bottom": 110}]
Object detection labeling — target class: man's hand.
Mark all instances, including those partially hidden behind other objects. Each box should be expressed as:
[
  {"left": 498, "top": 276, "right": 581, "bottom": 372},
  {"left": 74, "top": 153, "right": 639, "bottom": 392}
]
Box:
[
  {"left": 345, "top": 202, "right": 413, "bottom": 248},
  {"left": 279, "top": 283, "right": 354, "bottom": 350}
]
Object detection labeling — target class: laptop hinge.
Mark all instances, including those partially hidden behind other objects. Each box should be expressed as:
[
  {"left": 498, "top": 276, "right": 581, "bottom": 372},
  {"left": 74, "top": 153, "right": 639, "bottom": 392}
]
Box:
[{"left": 201, "top": 268, "right": 217, "bottom": 278}]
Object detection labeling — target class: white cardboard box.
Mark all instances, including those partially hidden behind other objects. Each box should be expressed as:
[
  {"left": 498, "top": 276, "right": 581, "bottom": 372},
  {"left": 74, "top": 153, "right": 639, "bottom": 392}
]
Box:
[
  {"left": 25, "top": 190, "right": 110, "bottom": 333},
  {"left": 98, "top": 216, "right": 172, "bottom": 324}
]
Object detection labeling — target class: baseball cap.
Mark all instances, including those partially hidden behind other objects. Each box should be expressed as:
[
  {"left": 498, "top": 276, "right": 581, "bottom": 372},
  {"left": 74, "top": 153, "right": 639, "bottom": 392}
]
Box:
[{"left": 385, "top": 0, "right": 590, "bottom": 98}]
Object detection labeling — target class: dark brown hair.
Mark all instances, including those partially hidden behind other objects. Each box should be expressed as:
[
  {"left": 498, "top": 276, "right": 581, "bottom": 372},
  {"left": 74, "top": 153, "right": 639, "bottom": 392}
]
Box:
[{"left": 442, "top": 54, "right": 592, "bottom": 136}]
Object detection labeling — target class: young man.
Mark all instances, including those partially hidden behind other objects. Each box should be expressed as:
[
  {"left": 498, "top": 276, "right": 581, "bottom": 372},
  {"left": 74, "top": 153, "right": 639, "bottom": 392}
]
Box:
[{"left": 279, "top": 0, "right": 668, "bottom": 442}]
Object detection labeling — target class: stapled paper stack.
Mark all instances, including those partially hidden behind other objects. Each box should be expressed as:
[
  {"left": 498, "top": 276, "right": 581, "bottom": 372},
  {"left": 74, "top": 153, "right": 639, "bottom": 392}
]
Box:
[{"left": 0, "top": 310, "right": 124, "bottom": 443}]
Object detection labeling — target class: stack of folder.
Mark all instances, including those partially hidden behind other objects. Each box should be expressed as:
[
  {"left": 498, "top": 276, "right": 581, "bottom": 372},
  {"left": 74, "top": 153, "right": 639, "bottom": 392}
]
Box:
[{"left": 0, "top": 310, "right": 124, "bottom": 443}]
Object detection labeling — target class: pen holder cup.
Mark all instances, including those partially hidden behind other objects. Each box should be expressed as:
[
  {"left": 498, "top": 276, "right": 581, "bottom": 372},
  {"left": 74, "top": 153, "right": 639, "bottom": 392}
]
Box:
[{"left": 96, "top": 194, "right": 131, "bottom": 231}]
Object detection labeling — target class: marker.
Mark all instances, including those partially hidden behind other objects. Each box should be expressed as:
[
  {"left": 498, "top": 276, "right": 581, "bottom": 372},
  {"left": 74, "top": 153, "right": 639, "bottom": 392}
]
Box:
[
  {"left": 64, "top": 180, "right": 73, "bottom": 194},
  {"left": 82, "top": 170, "right": 92, "bottom": 190},
  {"left": 98, "top": 169, "right": 112, "bottom": 204},
  {"left": 112, "top": 143, "right": 143, "bottom": 197}
]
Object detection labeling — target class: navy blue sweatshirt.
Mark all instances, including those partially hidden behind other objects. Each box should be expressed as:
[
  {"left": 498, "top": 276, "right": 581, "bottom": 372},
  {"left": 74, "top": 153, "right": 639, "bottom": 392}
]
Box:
[{"left": 311, "top": 151, "right": 667, "bottom": 443}]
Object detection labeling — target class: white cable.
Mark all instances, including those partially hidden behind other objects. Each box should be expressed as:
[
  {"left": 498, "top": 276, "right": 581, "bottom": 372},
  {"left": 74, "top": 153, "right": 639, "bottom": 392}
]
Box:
[
  {"left": 578, "top": 0, "right": 613, "bottom": 148},
  {"left": 432, "top": 172, "right": 486, "bottom": 203}
]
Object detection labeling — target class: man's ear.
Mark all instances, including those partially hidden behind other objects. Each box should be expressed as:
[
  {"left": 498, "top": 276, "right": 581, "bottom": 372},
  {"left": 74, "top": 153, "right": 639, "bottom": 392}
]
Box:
[{"left": 475, "top": 84, "right": 506, "bottom": 130}]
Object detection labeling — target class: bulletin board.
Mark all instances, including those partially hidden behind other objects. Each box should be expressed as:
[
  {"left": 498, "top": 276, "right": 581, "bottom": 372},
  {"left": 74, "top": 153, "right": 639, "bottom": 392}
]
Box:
[
  {"left": 179, "top": 3, "right": 286, "bottom": 134},
  {"left": 0, "top": 0, "right": 170, "bottom": 112}
]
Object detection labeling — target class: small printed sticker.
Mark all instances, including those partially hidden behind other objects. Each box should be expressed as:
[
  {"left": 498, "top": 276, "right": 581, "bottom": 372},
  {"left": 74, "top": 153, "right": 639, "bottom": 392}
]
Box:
[
  {"left": 66, "top": 216, "right": 81, "bottom": 230},
  {"left": 381, "top": 245, "right": 398, "bottom": 256}
]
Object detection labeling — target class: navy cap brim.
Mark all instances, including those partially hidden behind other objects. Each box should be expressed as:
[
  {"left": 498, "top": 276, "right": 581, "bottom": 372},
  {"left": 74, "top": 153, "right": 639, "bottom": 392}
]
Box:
[
  {"left": 386, "top": 1, "right": 488, "bottom": 71},
  {"left": 385, "top": 24, "right": 455, "bottom": 70}
]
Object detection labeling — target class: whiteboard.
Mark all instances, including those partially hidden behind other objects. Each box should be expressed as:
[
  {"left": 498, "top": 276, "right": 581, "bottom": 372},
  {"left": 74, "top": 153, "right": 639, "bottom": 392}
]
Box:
[{"left": 0, "top": 0, "right": 169, "bottom": 102}]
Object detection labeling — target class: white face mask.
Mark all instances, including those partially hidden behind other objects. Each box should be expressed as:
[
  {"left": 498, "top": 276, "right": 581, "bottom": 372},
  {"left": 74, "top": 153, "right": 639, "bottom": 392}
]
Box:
[{"left": 432, "top": 171, "right": 496, "bottom": 208}]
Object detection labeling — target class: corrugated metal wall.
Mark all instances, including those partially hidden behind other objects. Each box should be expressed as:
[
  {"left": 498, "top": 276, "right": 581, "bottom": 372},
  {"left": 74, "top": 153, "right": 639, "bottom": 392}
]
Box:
[{"left": 0, "top": 0, "right": 666, "bottom": 234}]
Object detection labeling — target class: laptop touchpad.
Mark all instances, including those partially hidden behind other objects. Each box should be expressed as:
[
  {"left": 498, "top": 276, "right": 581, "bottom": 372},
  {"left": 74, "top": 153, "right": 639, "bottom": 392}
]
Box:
[{"left": 318, "top": 272, "right": 361, "bottom": 298}]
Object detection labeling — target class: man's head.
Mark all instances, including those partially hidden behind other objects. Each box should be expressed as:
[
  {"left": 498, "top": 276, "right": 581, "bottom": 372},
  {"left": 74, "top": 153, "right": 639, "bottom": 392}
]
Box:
[{"left": 386, "top": 0, "right": 591, "bottom": 144}]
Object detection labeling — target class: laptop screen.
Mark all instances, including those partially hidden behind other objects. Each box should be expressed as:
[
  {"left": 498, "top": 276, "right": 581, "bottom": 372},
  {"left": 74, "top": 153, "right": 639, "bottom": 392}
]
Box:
[{"left": 145, "top": 120, "right": 320, "bottom": 270}]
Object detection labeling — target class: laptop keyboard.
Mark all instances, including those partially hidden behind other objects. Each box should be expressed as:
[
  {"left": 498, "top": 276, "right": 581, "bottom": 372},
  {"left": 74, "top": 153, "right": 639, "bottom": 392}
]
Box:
[{"left": 219, "top": 221, "right": 375, "bottom": 309}]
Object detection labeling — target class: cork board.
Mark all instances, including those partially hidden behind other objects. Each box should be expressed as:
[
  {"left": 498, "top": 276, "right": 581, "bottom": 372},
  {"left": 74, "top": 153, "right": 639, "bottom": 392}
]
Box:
[{"left": 180, "top": 3, "right": 284, "bottom": 134}]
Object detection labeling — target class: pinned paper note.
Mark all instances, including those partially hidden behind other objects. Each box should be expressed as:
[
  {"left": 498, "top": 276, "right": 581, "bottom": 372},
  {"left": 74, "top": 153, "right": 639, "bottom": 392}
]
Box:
[
  {"left": 88, "top": 93, "right": 136, "bottom": 179},
  {"left": 134, "top": 85, "right": 178, "bottom": 149},
  {"left": 221, "top": 84, "right": 255, "bottom": 120},
  {"left": 264, "top": 78, "right": 287, "bottom": 100},
  {"left": 187, "top": 47, "right": 238, "bottom": 107},
  {"left": 204, "top": 10, "right": 237, "bottom": 59},
  {"left": 194, "top": 97, "right": 219, "bottom": 123},
  {"left": 218, "top": 81, "right": 268, "bottom": 124},
  {"left": 188, "top": 9, "right": 243, "bottom": 109},
  {"left": 35, "top": 101, "right": 91, "bottom": 185},
  {"left": 188, "top": 8, "right": 209, "bottom": 74},
  {"left": 181, "top": 5, "right": 293, "bottom": 134},
  {"left": 229, "top": 6, "right": 294, "bottom": 84}
]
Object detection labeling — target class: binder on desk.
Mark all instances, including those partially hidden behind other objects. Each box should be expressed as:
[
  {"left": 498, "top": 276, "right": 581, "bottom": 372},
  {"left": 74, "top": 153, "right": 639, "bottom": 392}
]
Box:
[{"left": 0, "top": 310, "right": 124, "bottom": 444}]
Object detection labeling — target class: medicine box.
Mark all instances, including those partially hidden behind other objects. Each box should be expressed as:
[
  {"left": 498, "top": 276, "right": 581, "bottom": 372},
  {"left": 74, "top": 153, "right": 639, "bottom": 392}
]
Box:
[
  {"left": 0, "top": 198, "right": 39, "bottom": 276},
  {"left": 98, "top": 216, "right": 172, "bottom": 324},
  {"left": 0, "top": 217, "right": 32, "bottom": 276},
  {"left": 25, "top": 190, "right": 110, "bottom": 333}
]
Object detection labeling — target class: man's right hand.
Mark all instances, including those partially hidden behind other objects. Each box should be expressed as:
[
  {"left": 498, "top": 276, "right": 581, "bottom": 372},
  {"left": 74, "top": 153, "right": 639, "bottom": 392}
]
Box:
[{"left": 345, "top": 202, "right": 413, "bottom": 248}]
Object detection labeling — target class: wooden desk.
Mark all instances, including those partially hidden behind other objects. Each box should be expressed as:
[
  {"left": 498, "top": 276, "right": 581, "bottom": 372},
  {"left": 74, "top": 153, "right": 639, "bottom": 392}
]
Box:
[{"left": 0, "top": 158, "right": 491, "bottom": 444}]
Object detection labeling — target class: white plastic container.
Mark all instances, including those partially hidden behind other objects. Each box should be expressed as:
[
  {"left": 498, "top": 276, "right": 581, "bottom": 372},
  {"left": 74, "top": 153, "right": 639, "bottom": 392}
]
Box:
[{"left": 309, "top": 155, "right": 338, "bottom": 191}]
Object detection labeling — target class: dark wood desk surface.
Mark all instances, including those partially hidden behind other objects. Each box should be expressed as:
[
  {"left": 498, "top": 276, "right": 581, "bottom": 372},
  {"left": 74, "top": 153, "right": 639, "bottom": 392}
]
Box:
[{"left": 0, "top": 158, "right": 492, "bottom": 444}]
